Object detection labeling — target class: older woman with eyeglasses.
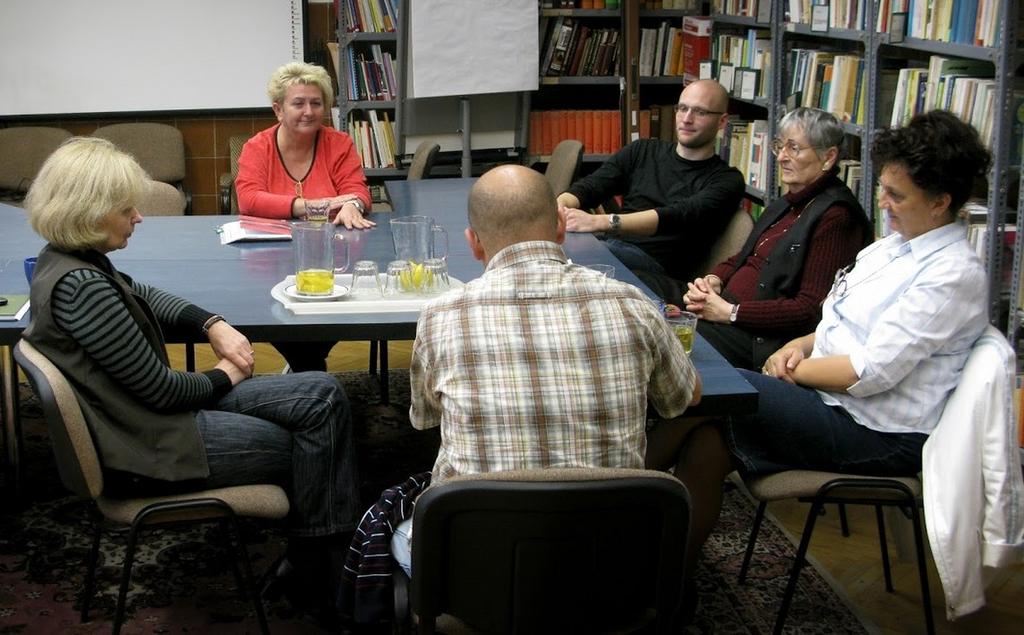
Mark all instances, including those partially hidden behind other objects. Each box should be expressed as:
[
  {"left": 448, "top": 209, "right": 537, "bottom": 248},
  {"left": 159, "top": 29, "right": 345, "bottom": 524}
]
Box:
[
  {"left": 670, "top": 110, "right": 991, "bottom": 584},
  {"left": 683, "top": 107, "right": 871, "bottom": 370}
]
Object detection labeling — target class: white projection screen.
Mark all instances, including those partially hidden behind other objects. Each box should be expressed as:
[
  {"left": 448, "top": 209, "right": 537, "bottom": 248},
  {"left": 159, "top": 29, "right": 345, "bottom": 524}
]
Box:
[{"left": 0, "top": 0, "right": 305, "bottom": 117}]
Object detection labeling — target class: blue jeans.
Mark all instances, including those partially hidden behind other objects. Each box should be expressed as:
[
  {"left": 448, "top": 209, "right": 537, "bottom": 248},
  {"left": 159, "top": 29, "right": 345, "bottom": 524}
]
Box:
[
  {"left": 725, "top": 370, "right": 927, "bottom": 476},
  {"left": 196, "top": 371, "right": 360, "bottom": 537},
  {"left": 603, "top": 238, "right": 667, "bottom": 275}
]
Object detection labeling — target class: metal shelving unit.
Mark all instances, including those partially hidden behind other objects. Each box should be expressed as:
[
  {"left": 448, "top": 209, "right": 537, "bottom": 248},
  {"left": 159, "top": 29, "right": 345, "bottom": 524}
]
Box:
[{"left": 336, "top": 2, "right": 405, "bottom": 193}]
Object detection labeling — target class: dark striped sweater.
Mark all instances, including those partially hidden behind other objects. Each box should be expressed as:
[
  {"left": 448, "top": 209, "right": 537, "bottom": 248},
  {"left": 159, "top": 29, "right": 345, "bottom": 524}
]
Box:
[{"left": 52, "top": 268, "right": 232, "bottom": 411}]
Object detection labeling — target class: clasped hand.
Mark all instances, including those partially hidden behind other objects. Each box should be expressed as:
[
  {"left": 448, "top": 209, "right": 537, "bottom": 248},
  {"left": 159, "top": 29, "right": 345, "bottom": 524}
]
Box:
[
  {"left": 683, "top": 275, "right": 732, "bottom": 323},
  {"left": 761, "top": 345, "right": 805, "bottom": 384},
  {"left": 207, "top": 321, "right": 255, "bottom": 384}
]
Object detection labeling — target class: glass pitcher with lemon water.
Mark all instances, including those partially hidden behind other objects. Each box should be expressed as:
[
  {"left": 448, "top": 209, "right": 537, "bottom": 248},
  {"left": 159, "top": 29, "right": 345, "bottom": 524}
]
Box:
[
  {"left": 292, "top": 221, "right": 350, "bottom": 295},
  {"left": 390, "top": 216, "right": 448, "bottom": 292}
]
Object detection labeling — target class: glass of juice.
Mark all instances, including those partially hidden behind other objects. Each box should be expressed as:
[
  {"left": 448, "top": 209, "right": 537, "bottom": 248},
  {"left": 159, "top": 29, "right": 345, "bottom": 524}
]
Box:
[{"left": 666, "top": 311, "right": 698, "bottom": 355}]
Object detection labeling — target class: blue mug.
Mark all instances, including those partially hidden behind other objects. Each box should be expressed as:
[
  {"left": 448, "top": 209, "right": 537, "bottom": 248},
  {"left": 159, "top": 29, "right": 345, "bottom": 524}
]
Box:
[{"left": 24, "top": 257, "right": 37, "bottom": 282}]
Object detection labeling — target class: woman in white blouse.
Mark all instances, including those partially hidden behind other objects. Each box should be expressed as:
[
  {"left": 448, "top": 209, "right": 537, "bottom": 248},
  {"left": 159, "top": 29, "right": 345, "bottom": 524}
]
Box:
[{"left": 672, "top": 109, "right": 991, "bottom": 586}]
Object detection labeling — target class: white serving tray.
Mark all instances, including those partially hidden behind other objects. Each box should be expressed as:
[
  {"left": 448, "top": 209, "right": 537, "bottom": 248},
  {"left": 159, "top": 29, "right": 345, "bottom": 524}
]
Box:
[{"left": 271, "top": 274, "right": 464, "bottom": 315}]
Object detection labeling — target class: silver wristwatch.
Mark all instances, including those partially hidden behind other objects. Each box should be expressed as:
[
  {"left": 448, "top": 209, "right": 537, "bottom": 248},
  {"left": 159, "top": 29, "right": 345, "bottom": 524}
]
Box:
[
  {"left": 607, "top": 213, "right": 621, "bottom": 235},
  {"left": 347, "top": 198, "right": 366, "bottom": 215},
  {"left": 729, "top": 304, "right": 739, "bottom": 323}
]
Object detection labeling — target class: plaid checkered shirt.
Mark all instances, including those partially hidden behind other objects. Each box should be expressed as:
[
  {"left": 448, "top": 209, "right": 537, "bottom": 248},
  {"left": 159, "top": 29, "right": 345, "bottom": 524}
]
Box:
[{"left": 410, "top": 240, "right": 698, "bottom": 483}]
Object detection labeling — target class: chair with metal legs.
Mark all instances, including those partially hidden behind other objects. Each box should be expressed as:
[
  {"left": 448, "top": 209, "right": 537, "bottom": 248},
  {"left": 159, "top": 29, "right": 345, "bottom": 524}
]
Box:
[
  {"left": 737, "top": 470, "right": 933, "bottom": 635},
  {"left": 14, "top": 340, "right": 290, "bottom": 634}
]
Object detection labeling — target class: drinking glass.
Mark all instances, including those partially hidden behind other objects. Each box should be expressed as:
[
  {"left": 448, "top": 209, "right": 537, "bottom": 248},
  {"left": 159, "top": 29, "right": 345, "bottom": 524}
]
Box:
[
  {"left": 585, "top": 263, "right": 615, "bottom": 279},
  {"left": 421, "top": 258, "right": 450, "bottom": 295},
  {"left": 384, "top": 260, "right": 411, "bottom": 296},
  {"left": 666, "top": 311, "right": 698, "bottom": 355},
  {"left": 304, "top": 198, "right": 330, "bottom": 223},
  {"left": 350, "top": 260, "right": 383, "bottom": 297}
]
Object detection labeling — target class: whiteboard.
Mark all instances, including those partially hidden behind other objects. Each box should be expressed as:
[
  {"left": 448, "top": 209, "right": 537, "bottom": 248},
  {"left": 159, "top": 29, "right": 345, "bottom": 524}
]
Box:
[
  {"left": 407, "top": 0, "right": 538, "bottom": 99},
  {"left": 0, "top": 0, "right": 304, "bottom": 117}
]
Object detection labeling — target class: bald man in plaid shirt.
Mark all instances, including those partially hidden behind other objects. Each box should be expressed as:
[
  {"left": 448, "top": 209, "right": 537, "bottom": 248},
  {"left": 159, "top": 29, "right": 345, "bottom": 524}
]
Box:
[
  {"left": 344, "top": 165, "right": 703, "bottom": 621},
  {"left": 411, "top": 164, "right": 702, "bottom": 481}
]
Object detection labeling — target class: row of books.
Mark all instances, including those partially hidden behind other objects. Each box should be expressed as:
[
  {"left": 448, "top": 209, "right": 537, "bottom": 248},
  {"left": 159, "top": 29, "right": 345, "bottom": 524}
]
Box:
[
  {"left": 713, "top": 0, "right": 771, "bottom": 22},
  {"left": 348, "top": 110, "right": 397, "bottom": 169},
  {"left": 720, "top": 119, "right": 771, "bottom": 192},
  {"left": 836, "top": 159, "right": 863, "bottom": 197},
  {"left": 639, "top": 20, "right": 686, "bottom": 77},
  {"left": 345, "top": 44, "right": 398, "bottom": 102},
  {"left": 527, "top": 110, "right": 623, "bottom": 156},
  {"left": 637, "top": 104, "right": 680, "bottom": 141},
  {"left": 638, "top": 1, "right": 698, "bottom": 7},
  {"left": 710, "top": 29, "right": 772, "bottom": 99},
  {"left": 787, "top": 49, "right": 867, "bottom": 124},
  {"left": 541, "top": 1, "right": 695, "bottom": 7},
  {"left": 340, "top": 0, "right": 398, "bottom": 34},
  {"left": 786, "top": 0, "right": 868, "bottom": 30},
  {"left": 638, "top": 15, "right": 716, "bottom": 80},
  {"left": 887, "top": 55, "right": 997, "bottom": 148},
  {"left": 877, "top": 0, "right": 1002, "bottom": 47},
  {"left": 540, "top": 1, "right": 621, "bottom": 8},
  {"left": 540, "top": 18, "right": 622, "bottom": 77}
]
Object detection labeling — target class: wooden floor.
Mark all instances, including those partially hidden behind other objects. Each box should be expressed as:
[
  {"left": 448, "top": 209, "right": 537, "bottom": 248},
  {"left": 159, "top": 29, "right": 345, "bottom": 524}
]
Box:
[{"left": 172, "top": 340, "right": 1024, "bottom": 634}]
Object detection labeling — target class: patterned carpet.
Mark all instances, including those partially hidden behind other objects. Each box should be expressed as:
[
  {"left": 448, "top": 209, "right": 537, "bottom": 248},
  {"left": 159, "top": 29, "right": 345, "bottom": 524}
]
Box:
[{"left": 0, "top": 371, "right": 870, "bottom": 634}]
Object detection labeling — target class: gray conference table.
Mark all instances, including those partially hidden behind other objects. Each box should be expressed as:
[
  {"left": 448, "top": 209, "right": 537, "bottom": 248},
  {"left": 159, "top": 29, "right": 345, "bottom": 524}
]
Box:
[{"left": 1, "top": 181, "right": 756, "bottom": 493}]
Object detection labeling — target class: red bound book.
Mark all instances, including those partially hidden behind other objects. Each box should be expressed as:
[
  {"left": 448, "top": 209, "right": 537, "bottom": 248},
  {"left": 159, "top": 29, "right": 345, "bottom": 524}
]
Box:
[
  {"left": 682, "top": 16, "right": 712, "bottom": 84},
  {"left": 584, "top": 111, "right": 596, "bottom": 155},
  {"left": 599, "top": 110, "right": 611, "bottom": 155},
  {"left": 556, "top": 110, "right": 569, "bottom": 147},
  {"left": 542, "top": 110, "right": 556, "bottom": 155},
  {"left": 529, "top": 111, "right": 542, "bottom": 155}
]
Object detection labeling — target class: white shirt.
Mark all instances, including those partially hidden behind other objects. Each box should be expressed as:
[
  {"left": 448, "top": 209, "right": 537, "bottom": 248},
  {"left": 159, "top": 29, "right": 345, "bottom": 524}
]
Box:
[{"left": 813, "top": 222, "right": 988, "bottom": 434}]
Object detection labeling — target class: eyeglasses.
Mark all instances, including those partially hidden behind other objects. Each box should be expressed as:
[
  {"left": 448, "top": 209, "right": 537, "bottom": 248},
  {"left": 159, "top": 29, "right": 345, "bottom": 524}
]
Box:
[
  {"left": 673, "top": 104, "right": 725, "bottom": 118},
  {"left": 770, "top": 138, "right": 812, "bottom": 157}
]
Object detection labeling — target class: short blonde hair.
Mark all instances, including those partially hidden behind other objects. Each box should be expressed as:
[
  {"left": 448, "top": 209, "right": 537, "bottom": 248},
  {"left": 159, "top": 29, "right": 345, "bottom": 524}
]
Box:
[
  {"left": 25, "top": 137, "right": 148, "bottom": 251},
  {"left": 267, "top": 61, "right": 334, "bottom": 111}
]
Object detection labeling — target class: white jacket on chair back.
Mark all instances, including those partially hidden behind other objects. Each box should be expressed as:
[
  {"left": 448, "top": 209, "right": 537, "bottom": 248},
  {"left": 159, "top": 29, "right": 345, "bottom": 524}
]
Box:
[{"left": 922, "top": 325, "right": 1024, "bottom": 620}]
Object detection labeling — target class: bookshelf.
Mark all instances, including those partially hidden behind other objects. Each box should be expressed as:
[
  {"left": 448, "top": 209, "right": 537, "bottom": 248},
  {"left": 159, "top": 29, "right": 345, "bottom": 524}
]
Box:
[
  {"left": 707, "top": 1, "right": 1019, "bottom": 328},
  {"left": 337, "top": 0, "right": 404, "bottom": 202},
  {"left": 708, "top": 4, "right": 778, "bottom": 208},
  {"left": 528, "top": 3, "right": 627, "bottom": 165}
]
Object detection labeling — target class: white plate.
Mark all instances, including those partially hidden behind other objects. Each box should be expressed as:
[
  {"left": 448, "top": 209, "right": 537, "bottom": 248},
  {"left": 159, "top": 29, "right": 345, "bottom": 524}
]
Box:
[{"left": 282, "top": 284, "right": 350, "bottom": 302}]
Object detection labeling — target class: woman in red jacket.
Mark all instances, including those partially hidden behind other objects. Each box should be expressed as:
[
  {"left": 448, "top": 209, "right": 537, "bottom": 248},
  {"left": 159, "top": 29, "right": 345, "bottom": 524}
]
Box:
[{"left": 236, "top": 62, "right": 375, "bottom": 371}]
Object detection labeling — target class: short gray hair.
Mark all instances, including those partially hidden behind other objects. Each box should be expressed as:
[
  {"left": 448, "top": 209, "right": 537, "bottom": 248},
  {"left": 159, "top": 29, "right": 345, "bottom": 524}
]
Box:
[{"left": 778, "top": 107, "right": 845, "bottom": 158}]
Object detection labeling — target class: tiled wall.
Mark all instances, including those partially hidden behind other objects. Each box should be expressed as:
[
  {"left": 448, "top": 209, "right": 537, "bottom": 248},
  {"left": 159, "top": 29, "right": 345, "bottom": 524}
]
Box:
[{"left": 0, "top": 3, "right": 337, "bottom": 216}]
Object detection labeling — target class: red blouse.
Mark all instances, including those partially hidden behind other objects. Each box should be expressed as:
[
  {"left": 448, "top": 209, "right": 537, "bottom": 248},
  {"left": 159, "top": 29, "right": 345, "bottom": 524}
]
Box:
[{"left": 235, "top": 125, "right": 371, "bottom": 220}]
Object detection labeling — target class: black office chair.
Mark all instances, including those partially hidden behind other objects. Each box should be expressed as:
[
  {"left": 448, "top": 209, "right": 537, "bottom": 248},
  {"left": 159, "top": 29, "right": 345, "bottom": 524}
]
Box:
[{"left": 393, "top": 467, "right": 692, "bottom": 635}]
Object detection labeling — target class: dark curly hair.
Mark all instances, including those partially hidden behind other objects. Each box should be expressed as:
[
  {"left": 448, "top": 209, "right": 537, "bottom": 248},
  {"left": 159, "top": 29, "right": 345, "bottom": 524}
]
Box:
[{"left": 870, "top": 110, "right": 990, "bottom": 216}]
